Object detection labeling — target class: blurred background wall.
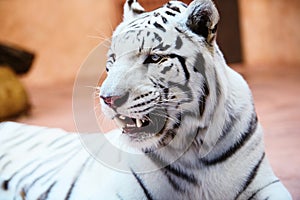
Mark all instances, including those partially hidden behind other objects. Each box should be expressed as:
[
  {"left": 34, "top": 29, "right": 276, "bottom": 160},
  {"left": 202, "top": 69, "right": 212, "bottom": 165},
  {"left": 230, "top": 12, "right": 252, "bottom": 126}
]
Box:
[
  {"left": 239, "top": 0, "right": 300, "bottom": 66},
  {"left": 0, "top": 0, "right": 119, "bottom": 86},
  {"left": 0, "top": 0, "right": 299, "bottom": 86}
]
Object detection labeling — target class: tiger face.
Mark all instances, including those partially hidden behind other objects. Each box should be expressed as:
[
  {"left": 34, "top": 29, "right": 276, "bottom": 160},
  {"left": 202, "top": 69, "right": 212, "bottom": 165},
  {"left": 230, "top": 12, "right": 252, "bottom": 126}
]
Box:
[{"left": 100, "top": 0, "right": 220, "bottom": 151}]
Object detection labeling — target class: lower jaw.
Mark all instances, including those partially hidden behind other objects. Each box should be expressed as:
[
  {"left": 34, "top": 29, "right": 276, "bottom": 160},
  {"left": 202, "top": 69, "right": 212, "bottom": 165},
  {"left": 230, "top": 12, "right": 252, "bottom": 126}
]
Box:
[
  {"left": 124, "top": 128, "right": 178, "bottom": 153},
  {"left": 123, "top": 128, "right": 163, "bottom": 141}
]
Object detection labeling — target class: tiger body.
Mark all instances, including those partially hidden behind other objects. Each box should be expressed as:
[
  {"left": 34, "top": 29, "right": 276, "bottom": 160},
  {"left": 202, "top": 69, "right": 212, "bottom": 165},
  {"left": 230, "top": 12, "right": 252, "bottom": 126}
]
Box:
[{"left": 0, "top": 0, "right": 292, "bottom": 199}]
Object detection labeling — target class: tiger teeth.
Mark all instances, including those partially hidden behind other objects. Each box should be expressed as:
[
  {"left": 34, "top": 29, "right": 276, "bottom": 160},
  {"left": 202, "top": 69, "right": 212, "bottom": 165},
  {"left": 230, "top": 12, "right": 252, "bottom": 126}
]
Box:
[
  {"left": 136, "top": 119, "right": 142, "bottom": 128},
  {"left": 119, "top": 115, "right": 126, "bottom": 120},
  {"left": 116, "top": 115, "right": 146, "bottom": 129},
  {"left": 126, "top": 124, "right": 136, "bottom": 128}
]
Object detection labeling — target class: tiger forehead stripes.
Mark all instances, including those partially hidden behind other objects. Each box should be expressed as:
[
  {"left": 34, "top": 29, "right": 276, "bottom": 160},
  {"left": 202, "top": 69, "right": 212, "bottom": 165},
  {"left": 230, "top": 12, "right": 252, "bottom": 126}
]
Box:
[{"left": 0, "top": 0, "right": 292, "bottom": 200}]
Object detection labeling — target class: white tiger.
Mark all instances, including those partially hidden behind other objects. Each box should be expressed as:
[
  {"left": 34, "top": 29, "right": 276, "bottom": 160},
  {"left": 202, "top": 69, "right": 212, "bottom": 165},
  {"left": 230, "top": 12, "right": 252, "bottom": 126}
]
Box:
[{"left": 0, "top": 0, "right": 292, "bottom": 199}]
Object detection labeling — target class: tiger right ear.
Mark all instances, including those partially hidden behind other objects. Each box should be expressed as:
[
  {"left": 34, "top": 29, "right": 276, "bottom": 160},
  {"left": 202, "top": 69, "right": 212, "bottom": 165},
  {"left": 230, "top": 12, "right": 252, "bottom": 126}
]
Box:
[
  {"left": 123, "top": 0, "right": 145, "bottom": 21},
  {"left": 185, "top": 0, "right": 219, "bottom": 44}
]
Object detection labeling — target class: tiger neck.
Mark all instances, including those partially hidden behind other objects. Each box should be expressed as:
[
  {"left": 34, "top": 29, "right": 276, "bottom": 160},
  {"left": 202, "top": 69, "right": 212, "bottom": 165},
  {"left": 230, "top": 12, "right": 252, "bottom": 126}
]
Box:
[{"left": 149, "top": 62, "right": 242, "bottom": 168}]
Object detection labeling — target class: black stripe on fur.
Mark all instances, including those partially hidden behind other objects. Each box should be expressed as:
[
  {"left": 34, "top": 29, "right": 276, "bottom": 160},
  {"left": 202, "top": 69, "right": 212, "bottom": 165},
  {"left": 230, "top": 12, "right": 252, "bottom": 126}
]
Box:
[
  {"left": 5, "top": 131, "right": 43, "bottom": 150},
  {"left": 64, "top": 157, "right": 91, "bottom": 200},
  {"left": 0, "top": 154, "right": 6, "bottom": 162},
  {"left": 37, "top": 181, "right": 57, "bottom": 200},
  {"left": 14, "top": 147, "right": 80, "bottom": 192},
  {"left": 175, "top": 36, "right": 183, "bottom": 49},
  {"left": 116, "top": 193, "right": 126, "bottom": 200},
  {"left": 23, "top": 166, "right": 60, "bottom": 195},
  {"left": 129, "top": 97, "right": 158, "bottom": 109},
  {"left": 199, "top": 82, "right": 209, "bottom": 117},
  {"left": 148, "top": 152, "right": 198, "bottom": 186},
  {"left": 0, "top": 126, "right": 26, "bottom": 143},
  {"left": 1, "top": 161, "right": 12, "bottom": 172},
  {"left": 246, "top": 179, "right": 280, "bottom": 200},
  {"left": 161, "top": 15, "right": 168, "bottom": 24},
  {"left": 169, "top": 54, "right": 189, "bottom": 80},
  {"left": 164, "top": 164, "right": 198, "bottom": 185},
  {"left": 165, "top": 11, "right": 176, "bottom": 16},
  {"left": 218, "top": 111, "right": 239, "bottom": 143},
  {"left": 164, "top": 172, "right": 186, "bottom": 192},
  {"left": 153, "top": 43, "right": 171, "bottom": 51},
  {"left": 153, "top": 22, "right": 166, "bottom": 32},
  {"left": 1, "top": 158, "right": 39, "bottom": 190},
  {"left": 234, "top": 152, "right": 266, "bottom": 199},
  {"left": 132, "top": 8, "right": 145, "bottom": 14},
  {"left": 127, "top": 0, "right": 134, "bottom": 7},
  {"left": 131, "top": 169, "right": 154, "bottom": 200},
  {"left": 47, "top": 134, "right": 70, "bottom": 148},
  {"left": 201, "top": 112, "right": 258, "bottom": 165},
  {"left": 166, "top": 4, "right": 181, "bottom": 13}
]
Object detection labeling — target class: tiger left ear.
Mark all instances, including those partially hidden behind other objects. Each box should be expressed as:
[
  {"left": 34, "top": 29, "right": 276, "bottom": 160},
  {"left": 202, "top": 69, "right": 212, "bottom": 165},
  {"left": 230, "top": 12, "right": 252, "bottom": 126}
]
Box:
[
  {"left": 185, "top": 0, "right": 219, "bottom": 44},
  {"left": 123, "top": 0, "right": 145, "bottom": 21}
]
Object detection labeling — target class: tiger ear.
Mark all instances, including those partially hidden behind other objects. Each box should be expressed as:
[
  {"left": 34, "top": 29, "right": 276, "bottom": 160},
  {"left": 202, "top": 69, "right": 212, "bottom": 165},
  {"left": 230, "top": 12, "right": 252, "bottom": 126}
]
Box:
[
  {"left": 123, "top": 0, "right": 145, "bottom": 21},
  {"left": 185, "top": 0, "right": 219, "bottom": 44}
]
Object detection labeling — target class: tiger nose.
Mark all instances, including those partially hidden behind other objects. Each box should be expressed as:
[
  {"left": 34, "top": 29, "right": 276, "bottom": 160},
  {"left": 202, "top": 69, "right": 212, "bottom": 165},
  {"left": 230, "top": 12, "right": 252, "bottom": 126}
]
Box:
[{"left": 100, "top": 92, "right": 129, "bottom": 108}]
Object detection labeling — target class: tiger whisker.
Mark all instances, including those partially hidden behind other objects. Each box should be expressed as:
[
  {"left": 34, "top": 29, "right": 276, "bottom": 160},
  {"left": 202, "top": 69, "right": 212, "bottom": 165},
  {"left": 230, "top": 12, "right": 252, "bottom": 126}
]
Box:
[
  {"left": 148, "top": 111, "right": 179, "bottom": 124},
  {"left": 87, "top": 35, "right": 112, "bottom": 44}
]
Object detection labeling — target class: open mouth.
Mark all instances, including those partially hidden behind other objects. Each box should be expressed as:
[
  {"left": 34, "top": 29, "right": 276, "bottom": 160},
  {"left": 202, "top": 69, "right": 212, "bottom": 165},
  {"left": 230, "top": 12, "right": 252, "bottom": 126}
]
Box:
[
  {"left": 114, "top": 114, "right": 150, "bottom": 134},
  {"left": 113, "top": 110, "right": 166, "bottom": 135}
]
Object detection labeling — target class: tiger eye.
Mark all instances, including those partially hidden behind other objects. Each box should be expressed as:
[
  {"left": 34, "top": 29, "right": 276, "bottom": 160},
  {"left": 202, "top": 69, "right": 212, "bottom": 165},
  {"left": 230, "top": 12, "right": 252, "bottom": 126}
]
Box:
[
  {"left": 151, "top": 54, "right": 161, "bottom": 62},
  {"left": 143, "top": 54, "right": 164, "bottom": 64}
]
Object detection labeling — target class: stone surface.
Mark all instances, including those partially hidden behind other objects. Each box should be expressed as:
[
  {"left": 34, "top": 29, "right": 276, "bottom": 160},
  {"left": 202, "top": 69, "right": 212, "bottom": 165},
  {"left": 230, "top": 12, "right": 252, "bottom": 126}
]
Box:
[{"left": 0, "top": 67, "right": 30, "bottom": 120}]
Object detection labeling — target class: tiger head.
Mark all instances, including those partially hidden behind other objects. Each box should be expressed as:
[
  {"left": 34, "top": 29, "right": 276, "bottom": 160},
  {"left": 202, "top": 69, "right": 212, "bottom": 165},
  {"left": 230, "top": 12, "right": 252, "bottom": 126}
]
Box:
[{"left": 100, "top": 0, "right": 222, "bottom": 151}]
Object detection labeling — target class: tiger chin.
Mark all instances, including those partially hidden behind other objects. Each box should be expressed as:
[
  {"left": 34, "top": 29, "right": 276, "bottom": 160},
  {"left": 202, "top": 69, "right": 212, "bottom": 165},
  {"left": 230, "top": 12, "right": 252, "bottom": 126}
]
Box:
[
  {"left": 99, "top": 0, "right": 292, "bottom": 199},
  {"left": 0, "top": 0, "right": 292, "bottom": 200}
]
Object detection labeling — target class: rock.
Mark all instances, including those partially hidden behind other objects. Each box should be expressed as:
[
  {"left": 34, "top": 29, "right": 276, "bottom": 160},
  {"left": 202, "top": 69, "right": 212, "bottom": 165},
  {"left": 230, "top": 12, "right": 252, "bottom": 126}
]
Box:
[{"left": 0, "top": 67, "right": 30, "bottom": 121}]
